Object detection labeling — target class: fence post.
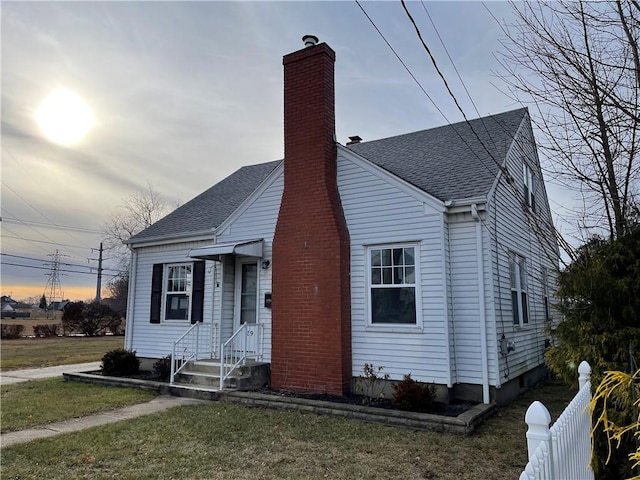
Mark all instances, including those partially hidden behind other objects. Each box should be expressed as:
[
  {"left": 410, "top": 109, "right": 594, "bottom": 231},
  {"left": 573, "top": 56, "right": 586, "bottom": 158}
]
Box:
[
  {"left": 525, "top": 401, "right": 553, "bottom": 470},
  {"left": 578, "top": 361, "right": 591, "bottom": 390}
]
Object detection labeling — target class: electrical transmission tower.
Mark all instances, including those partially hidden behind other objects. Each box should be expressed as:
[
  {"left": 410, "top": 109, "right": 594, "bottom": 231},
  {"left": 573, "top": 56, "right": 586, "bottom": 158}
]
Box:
[{"left": 43, "top": 250, "right": 66, "bottom": 309}]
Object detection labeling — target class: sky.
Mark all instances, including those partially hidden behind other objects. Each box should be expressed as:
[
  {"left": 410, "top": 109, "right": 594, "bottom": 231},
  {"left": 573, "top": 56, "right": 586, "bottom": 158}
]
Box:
[{"left": 1, "top": 1, "right": 565, "bottom": 302}]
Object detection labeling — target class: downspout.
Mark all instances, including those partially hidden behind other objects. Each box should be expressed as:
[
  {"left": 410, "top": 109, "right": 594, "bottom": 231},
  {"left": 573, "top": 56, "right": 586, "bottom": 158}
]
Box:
[
  {"left": 124, "top": 249, "right": 137, "bottom": 351},
  {"left": 211, "top": 262, "right": 217, "bottom": 358},
  {"left": 218, "top": 260, "right": 224, "bottom": 389},
  {"left": 471, "top": 204, "right": 490, "bottom": 404},
  {"left": 441, "top": 211, "right": 453, "bottom": 388}
]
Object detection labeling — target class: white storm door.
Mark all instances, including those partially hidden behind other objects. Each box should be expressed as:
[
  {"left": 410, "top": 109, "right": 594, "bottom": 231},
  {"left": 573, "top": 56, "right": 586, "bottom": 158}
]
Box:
[{"left": 234, "top": 258, "right": 259, "bottom": 354}]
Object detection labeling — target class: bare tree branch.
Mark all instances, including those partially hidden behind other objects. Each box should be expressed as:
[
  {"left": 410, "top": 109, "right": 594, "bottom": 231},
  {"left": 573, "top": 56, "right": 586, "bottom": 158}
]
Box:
[{"left": 496, "top": 1, "right": 639, "bottom": 241}]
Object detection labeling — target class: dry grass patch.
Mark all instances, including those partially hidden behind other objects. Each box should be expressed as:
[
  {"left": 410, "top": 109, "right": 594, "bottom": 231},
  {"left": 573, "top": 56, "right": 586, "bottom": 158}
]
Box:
[
  {"left": 1, "top": 379, "right": 575, "bottom": 479},
  {"left": 0, "top": 336, "right": 123, "bottom": 370},
  {"left": 1, "top": 377, "right": 157, "bottom": 432}
]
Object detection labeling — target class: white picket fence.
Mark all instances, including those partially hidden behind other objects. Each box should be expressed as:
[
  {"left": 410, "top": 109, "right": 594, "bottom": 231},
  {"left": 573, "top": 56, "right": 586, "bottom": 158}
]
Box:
[{"left": 519, "top": 361, "right": 594, "bottom": 480}]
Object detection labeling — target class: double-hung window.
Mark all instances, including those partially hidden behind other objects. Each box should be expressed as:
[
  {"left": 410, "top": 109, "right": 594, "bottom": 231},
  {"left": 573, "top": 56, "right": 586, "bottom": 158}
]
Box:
[
  {"left": 523, "top": 164, "right": 536, "bottom": 212},
  {"left": 150, "top": 261, "right": 205, "bottom": 324},
  {"left": 369, "top": 245, "right": 418, "bottom": 325},
  {"left": 165, "top": 264, "right": 192, "bottom": 321},
  {"left": 510, "top": 252, "right": 529, "bottom": 326},
  {"left": 542, "top": 267, "right": 551, "bottom": 320}
]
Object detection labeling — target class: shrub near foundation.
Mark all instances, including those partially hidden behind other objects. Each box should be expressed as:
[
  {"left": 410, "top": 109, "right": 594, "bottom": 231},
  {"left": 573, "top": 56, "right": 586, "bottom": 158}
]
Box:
[
  {"left": 392, "top": 374, "right": 436, "bottom": 413},
  {"left": 153, "top": 355, "right": 171, "bottom": 382},
  {"left": 101, "top": 349, "right": 139, "bottom": 376}
]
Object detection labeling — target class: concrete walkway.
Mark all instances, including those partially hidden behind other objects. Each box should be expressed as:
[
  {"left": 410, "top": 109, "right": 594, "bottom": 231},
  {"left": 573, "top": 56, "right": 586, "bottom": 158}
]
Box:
[
  {"left": 1, "top": 395, "right": 207, "bottom": 449},
  {"left": 0, "top": 362, "right": 101, "bottom": 385}
]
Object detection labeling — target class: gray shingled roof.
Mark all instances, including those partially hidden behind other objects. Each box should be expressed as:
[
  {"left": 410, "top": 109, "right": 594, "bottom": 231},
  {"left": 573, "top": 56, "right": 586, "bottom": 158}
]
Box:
[
  {"left": 348, "top": 108, "right": 527, "bottom": 201},
  {"left": 129, "top": 108, "right": 527, "bottom": 244},
  {"left": 128, "top": 160, "right": 281, "bottom": 243}
]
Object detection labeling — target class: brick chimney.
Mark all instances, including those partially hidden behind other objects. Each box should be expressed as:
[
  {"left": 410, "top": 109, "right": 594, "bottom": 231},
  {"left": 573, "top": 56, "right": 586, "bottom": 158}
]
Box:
[{"left": 271, "top": 37, "right": 352, "bottom": 396}]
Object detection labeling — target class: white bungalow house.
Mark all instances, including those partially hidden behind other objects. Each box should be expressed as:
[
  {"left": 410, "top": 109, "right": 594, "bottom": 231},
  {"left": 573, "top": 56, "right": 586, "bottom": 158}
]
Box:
[{"left": 124, "top": 37, "right": 559, "bottom": 405}]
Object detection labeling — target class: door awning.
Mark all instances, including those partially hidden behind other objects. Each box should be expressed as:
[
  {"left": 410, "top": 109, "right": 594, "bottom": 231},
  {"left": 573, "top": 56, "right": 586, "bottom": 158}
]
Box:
[{"left": 188, "top": 239, "right": 264, "bottom": 260}]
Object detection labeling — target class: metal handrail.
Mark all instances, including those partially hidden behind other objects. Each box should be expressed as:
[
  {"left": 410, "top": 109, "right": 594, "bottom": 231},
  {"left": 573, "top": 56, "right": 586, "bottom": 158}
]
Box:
[
  {"left": 219, "top": 323, "right": 261, "bottom": 390},
  {"left": 220, "top": 323, "right": 247, "bottom": 389},
  {"left": 170, "top": 322, "right": 211, "bottom": 385}
]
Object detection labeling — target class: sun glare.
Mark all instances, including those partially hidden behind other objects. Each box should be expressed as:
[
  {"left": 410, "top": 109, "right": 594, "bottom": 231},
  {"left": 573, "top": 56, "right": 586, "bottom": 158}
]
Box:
[{"left": 36, "top": 88, "right": 95, "bottom": 146}]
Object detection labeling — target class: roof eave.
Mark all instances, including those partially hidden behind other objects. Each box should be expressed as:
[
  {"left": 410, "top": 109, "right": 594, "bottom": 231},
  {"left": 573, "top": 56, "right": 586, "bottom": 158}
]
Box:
[
  {"left": 126, "top": 230, "right": 216, "bottom": 248},
  {"left": 445, "top": 196, "right": 488, "bottom": 214}
]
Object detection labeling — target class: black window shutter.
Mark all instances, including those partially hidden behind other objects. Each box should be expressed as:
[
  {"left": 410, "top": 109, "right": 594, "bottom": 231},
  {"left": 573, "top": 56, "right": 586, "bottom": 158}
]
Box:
[
  {"left": 150, "top": 264, "right": 163, "bottom": 324},
  {"left": 190, "top": 261, "right": 205, "bottom": 324}
]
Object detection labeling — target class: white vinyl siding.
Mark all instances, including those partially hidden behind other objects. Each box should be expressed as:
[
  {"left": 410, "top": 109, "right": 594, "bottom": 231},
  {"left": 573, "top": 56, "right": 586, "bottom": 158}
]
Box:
[
  {"left": 127, "top": 240, "right": 215, "bottom": 359},
  {"left": 488, "top": 118, "right": 559, "bottom": 385},
  {"left": 338, "top": 151, "right": 449, "bottom": 384},
  {"left": 214, "top": 168, "right": 282, "bottom": 362},
  {"left": 448, "top": 216, "right": 484, "bottom": 384}
]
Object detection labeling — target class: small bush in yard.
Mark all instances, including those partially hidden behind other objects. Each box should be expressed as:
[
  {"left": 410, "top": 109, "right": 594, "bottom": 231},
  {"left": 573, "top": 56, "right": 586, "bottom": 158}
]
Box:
[
  {"left": 1, "top": 324, "right": 24, "bottom": 339},
  {"left": 392, "top": 374, "right": 436, "bottom": 413},
  {"left": 33, "top": 324, "right": 60, "bottom": 338},
  {"left": 101, "top": 349, "right": 139, "bottom": 376},
  {"left": 153, "top": 355, "right": 172, "bottom": 381},
  {"left": 355, "top": 363, "right": 390, "bottom": 405}
]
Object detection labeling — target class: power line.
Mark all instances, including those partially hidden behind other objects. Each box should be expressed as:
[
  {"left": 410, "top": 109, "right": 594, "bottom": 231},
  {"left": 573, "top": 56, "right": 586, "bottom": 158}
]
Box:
[
  {"left": 0, "top": 215, "right": 53, "bottom": 255},
  {"left": 401, "top": 0, "right": 568, "bottom": 264},
  {"left": 2, "top": 261, "right": 101, "bottom": 276},
  {"left": 400, "top": 0, "right": 510, "bottom": 179},
  {"left": 356, "top": 0, "right": 565, "bottom": 267},
  {"left": 0, "top": 253, "right": 124, "bottom": 274},
  {"left": 1, "top": 215, "right": 101, "bottom": 234},
  {"left": 419, "top": 1, "right": 482, "bottom": 119},
  {"left": 1, "top": 180, "right": 87, "bottom": 244},
  {"left": 354, "top": 0, "right": 444, "bottom": 118},
  {"left": 0, "top": 234, "right": 89, "bottom": 250}
]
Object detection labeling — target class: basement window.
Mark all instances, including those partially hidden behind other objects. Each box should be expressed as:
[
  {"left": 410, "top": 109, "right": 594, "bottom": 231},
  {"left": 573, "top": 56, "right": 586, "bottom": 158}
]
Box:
[{"left": 369, "top": 245, "right": 418, "bottom": 325}]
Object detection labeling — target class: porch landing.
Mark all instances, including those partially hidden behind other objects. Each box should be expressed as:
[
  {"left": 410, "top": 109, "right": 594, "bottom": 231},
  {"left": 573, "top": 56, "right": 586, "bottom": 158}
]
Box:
[{"left": 174, "top": 359, "right": 270, "bottom": 391}]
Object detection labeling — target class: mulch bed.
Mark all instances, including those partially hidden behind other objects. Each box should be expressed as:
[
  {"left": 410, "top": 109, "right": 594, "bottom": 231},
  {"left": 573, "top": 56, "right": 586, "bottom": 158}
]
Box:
[
  {"left": 100, "top": 371, "right": 477, "bottom": 417},
  {"left": 257, "top": 387, "right": 477, "bottom": 417}
]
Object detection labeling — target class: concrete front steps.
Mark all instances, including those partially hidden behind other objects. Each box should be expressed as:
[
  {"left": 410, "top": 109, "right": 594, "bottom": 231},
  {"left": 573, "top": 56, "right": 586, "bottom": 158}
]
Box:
[{"left": 173, "top": 359, "right": 270, "bottom": 391}]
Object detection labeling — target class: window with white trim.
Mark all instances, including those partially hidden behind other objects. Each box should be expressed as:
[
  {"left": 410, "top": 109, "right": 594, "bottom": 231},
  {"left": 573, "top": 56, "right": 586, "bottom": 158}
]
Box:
[
  {"left": 165, "top": 264, "right": 192, "bottom": 321},
  {"left": 369, "top": 245, "right": 417, "bottom": 325},
  {"left": 150, "top": 261, "right": 205, "bottom": 324},
  {"left": 523, "top": 163, "right": 536, "bottom": 212},
  {"left": 542, "top": 267, "right": 551, "bottom": 320},
  {"left": 510, "top": 252, "right": 529, "bottom": 325}
]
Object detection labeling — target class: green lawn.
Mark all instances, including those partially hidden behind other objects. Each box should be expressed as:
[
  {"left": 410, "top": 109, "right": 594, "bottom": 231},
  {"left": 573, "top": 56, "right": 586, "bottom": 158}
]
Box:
[
  {"left": 1, "top": 377, "right": 157, "bottom": 432},
  {"left": 0, "top": 379, "right": 575, "bottom": 479},
  {"left": 0, "top": 336, "right": 123, "bottom": 370}
]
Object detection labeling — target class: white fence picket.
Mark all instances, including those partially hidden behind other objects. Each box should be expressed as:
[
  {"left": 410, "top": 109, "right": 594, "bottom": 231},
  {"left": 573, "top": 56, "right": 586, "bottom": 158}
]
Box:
[{"left": 520, "top": 361, "right": 594, "bottom": 480}]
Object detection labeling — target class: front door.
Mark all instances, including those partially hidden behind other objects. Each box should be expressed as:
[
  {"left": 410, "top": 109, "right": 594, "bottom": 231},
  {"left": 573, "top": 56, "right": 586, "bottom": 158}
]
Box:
[{"left": 234, "top": 258, "right": 259, "bottom": 355}]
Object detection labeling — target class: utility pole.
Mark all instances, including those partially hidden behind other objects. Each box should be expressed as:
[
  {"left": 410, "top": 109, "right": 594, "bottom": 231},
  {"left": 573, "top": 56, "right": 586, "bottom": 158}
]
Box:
[{"left": 90, "top": 243, "right": 104, "bottom": 302}]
